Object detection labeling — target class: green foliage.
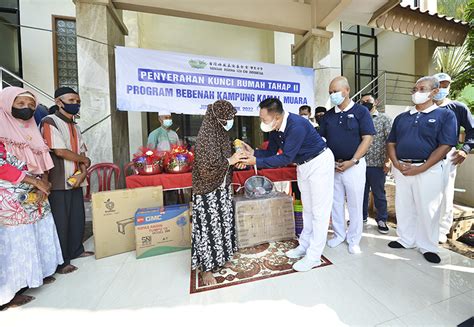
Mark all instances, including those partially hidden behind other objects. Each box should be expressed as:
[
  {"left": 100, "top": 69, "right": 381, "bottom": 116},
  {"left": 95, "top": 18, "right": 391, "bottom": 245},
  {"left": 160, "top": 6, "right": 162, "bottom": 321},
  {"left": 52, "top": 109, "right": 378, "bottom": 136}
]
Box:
[
  {"left": 434, "top": 0, "right": 473, "bottom": 106},
  {"left": 437, "top": 0, "right": 469, "bottom": 21}
]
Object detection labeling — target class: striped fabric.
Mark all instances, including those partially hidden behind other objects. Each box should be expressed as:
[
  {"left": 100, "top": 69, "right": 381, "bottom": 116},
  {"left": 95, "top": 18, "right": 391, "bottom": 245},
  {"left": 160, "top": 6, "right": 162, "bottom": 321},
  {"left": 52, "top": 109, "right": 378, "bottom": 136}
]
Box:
[{"left": 41, "top": 113, "right": 87, "bottom": 190}]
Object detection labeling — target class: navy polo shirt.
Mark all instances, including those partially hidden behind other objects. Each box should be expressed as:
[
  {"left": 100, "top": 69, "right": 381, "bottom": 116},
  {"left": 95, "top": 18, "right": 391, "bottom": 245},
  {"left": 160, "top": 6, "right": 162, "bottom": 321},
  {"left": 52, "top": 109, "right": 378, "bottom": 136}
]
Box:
[
  {"left": 387, "top": 105, "right": 458, "bottom": 160},
  {"left": 440, "top": 100, "right": 474, "bottom": 154},
  {"left": 255, "top": 112, "right": 327, "bottom": 168},
  {"left": 319, "top": 101, "right": 376, "bottom": 160}
]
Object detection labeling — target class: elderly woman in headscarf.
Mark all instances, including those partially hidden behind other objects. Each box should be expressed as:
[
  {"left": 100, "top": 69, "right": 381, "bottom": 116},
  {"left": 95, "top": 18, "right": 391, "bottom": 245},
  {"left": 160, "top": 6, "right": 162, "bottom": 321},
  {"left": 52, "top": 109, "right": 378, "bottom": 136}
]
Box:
[
  {"left": 192, "top": 100, "right": 247, "bottom": 286},
  {"left": 0, "top": 87, "right": 63, "bottom": 310}
]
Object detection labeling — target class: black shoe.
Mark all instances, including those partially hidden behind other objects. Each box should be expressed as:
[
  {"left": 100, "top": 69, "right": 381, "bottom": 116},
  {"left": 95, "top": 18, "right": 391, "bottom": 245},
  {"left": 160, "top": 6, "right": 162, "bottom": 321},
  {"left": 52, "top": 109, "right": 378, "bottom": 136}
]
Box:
[
  {"left": 388, "top": 241, "right": 405, "bottom": 249},
  {"left": 363, "top": 218, "right": 368, "bottom": 224},
  {"left": 377, "top": 221, "right": 389, "bottom": 234},
  {"left": 423, "top": 252, "right": 441, "bottom": 264}
]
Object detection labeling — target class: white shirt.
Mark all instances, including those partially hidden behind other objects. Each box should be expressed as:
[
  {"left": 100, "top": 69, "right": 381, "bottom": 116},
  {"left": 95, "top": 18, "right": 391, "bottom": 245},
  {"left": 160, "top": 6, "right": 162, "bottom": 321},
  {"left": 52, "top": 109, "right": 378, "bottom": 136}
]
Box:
[
  {"left": 335, "top": 100, "right": 355, "bottom": 113},
  {"left": 278, "top": 110, "right": 290, "bottom": 132}
]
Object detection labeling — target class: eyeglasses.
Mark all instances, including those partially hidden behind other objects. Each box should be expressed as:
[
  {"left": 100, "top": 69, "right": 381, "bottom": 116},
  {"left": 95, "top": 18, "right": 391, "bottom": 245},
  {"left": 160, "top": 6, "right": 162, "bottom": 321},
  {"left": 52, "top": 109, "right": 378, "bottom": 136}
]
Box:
[{"left": 410, "top": 87, "right": 433, "bottom": 94}]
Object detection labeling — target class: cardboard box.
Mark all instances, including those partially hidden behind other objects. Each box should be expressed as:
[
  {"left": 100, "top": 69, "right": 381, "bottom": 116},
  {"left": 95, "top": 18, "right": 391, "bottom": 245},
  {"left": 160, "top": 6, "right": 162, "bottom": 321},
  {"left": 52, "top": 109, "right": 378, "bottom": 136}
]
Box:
[
  {"left": 135, "top": 204, "right": 191, "bottom": 259},
  {"left": 234, "top": 192, "right": 295, "bottom": 248},
  {"left": 92, "top": 186, "right": 163, "bottom": 259}
]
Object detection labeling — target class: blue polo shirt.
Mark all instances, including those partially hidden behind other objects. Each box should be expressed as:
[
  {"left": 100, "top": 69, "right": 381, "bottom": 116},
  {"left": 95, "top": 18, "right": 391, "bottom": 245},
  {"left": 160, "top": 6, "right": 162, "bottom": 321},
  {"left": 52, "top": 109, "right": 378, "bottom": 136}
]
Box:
[
  {"left": 387, "top": 105, "right": 458, "bottom": 160},
  {"left": 255, "top": 111, "right": 327, "bottom": 168},
  {"left": 319, "top": 101, "right": 376, "bottom": 160},
  {"left": 440, "top": 100, "right": 474, "bottom": 154}
]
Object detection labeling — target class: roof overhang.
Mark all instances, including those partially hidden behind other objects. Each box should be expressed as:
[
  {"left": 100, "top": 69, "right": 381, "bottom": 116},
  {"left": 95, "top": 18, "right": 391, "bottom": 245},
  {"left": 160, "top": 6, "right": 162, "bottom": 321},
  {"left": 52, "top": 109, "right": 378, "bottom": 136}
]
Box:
[{"left": 368, "top": 1, "right": 469, "bottom": 46}]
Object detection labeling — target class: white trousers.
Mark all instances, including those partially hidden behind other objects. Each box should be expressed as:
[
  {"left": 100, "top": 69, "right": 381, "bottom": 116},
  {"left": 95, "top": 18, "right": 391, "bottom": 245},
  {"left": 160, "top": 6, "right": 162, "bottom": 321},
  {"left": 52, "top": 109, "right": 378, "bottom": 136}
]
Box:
[
  {"left": 393, "top": 162, "right": 443, "bottom": 254},
  {"left": 331, "top": 158, "right": 366, "bottom": 246},
  {"left": 439, "top": 147, "right": 458, "bottom": 238},
  {"left": 297, "top": 148, "right": 335, "bottom": 261}
]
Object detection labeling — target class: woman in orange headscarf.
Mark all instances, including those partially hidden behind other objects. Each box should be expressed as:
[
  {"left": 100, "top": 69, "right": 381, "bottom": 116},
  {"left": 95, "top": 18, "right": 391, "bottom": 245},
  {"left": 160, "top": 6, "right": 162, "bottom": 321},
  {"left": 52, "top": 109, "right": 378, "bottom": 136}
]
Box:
[{"left": 0, "top": 87, "right": 63, "bottom": 310}]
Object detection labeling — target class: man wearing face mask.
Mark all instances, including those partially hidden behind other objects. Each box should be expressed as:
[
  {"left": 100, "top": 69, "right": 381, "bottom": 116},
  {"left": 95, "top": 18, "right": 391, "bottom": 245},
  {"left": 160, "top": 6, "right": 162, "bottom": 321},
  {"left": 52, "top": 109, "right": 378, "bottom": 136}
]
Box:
[
  {"left": 240, "top": 98, "right": 335, "bottom": 272},
  {"left": 147, "top": 111, "right": 180, "bottom": 151},
  {"left": 360, "top": 94, "right": 392, "bottom": 234},
  {"left": 299, "top": 105, "right": 318, "bottom": 128},
  {"left": 387, "top": 76, "right": 457, "bottom": 263},
  {"left": 41, "top": 87, "right": 93, "bottom": 274},
  {"left": 432, "top": 73, "right": 474, "bottom": 243},
  {"left": 318, "top": 77, "right": 375, "bottom": 255}
]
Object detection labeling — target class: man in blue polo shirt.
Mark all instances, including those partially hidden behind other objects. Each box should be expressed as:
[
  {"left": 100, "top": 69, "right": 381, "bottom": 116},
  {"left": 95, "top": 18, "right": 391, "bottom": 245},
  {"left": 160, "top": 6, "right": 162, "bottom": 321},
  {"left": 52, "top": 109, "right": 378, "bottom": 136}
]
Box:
[
  {"left": 432, "top": 73, "right": 474, "bottom": 243},
  {"left": 387, "top": 76, "right": 457, "bottom": 264},
  {"left": 319, "top": 76, "right": 375, "bottom": 255},
  {"left": 240, "top": 98, "right": 334, "bottom": 272}
]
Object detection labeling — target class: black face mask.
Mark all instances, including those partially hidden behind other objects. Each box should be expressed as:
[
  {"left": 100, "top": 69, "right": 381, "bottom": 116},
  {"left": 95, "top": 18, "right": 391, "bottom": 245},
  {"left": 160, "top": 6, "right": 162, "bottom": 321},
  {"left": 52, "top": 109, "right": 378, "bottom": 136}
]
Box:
[
  {"left": 361, "top": 102, "right": 374, "bottom": 111},
  {"left": 12, "top": 107, "right": 35, "bottom": 121}
]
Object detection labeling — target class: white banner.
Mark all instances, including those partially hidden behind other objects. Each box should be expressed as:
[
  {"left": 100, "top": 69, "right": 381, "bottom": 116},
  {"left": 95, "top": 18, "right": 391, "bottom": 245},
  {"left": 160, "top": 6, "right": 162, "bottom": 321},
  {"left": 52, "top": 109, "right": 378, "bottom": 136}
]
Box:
[{"left": 115, "top": 46, "right": 315, "bottom": 116}]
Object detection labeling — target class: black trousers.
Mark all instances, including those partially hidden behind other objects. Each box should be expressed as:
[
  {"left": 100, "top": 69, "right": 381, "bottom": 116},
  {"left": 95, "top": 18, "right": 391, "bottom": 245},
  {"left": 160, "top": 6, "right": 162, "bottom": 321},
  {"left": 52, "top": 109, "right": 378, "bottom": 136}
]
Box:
[{"left": 49, "top": 188, "right": 86, "bottom": 268}]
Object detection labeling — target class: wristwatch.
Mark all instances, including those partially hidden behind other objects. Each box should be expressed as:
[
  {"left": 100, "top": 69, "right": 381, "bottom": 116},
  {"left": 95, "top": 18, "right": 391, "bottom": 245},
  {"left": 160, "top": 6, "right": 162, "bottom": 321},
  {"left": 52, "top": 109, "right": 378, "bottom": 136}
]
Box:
[{"left": 351, "top": 158, "right": 360, "bottom": 165}]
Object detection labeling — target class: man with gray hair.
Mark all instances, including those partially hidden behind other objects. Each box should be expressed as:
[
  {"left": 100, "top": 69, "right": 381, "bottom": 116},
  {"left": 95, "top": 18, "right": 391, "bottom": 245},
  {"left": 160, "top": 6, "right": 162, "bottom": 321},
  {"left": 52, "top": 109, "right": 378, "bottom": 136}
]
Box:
[
  {"left": 386, "top": 76, "right": 457, "bottom": 263},
  {"left": 147, "top": 110, "right": 180, "bottom": 151}
]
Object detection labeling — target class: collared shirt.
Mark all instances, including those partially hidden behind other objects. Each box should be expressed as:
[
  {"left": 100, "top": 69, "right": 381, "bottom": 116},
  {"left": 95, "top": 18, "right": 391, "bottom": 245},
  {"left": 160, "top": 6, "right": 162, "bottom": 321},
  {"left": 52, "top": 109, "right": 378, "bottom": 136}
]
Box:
[
  {"left": 255, "top": 112, "right": 327, "bottom": 168},
  {"left": 147, "top": 126, "right": 180, "bottom": 151},
  {"left": 439, "top": 100, "right": 474, "bottom": 154},
  {"left": 387, "top": 104, "right": 458, "bottom": 160},
  {"left": 41, "top": 112, "right": 88, "bottom": 190},
  {"left": 365, "top": 110, "right": 392, "bottom": 167},
  {"left": 319, "top": 101, "right": 376, "bottom": 160}
]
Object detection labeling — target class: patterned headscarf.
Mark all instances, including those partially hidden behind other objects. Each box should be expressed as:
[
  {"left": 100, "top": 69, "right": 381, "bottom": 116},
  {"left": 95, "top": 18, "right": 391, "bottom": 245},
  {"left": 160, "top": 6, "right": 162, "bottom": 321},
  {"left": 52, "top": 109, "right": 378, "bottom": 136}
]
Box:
[
  {"left": 192, "top": 100, "right": 237, "bottom": 195},
  {"left": 0, "top": 87, "right": 54, "bottom": 174}
]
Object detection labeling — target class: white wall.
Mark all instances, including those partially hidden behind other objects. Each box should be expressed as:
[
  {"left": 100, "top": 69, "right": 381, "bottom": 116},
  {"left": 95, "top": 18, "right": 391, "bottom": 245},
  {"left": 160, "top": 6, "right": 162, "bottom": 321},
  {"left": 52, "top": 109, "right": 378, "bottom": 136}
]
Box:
[
  {"left": 137, "top": 13, "right": 275, "bottom": 63},
  {"left": 19, "top": 0, "right": 75, "bottom": 105},
  {"left": 377, "top": 29, "right": 416, "bottom": 75}
]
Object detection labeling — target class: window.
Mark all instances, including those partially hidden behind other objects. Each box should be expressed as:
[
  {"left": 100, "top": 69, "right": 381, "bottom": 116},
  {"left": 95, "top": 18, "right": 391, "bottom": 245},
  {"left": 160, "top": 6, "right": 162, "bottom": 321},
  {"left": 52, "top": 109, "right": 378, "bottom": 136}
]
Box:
[
  {"left": 52, "top": 16, "right": 78, "bottom": 90},
  {"left": 0, "top": 0, "right": 22, "bottom": 87},
  {"left": 340, "top": 24, "right": 378, "bottom": 99}
]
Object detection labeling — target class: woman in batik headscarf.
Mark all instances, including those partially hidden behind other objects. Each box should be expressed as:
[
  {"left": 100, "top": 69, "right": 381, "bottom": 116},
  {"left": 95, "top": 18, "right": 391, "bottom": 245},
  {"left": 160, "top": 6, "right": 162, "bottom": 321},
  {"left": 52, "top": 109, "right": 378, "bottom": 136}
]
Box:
[
  {"left": 0, "top": 87, "right": 63, "bottom": 310},
  {"left": 192, "top": 100, "right": 246, "bottom": 286}
]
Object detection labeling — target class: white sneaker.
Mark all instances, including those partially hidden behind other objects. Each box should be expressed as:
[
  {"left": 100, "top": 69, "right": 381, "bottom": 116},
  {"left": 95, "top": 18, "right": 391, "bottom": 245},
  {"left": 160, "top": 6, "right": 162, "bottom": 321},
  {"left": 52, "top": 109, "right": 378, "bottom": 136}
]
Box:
[
  {"left": 348, "top": 244, "right": 362, "bottom": 254},
  {"left": 327, "top": 237, "right": 344, "bottom": 248},
  {"left": 285, "top": 246, "right": 306, "bottom": 259},
  {"left": 292, "top": 256, "right": 322, "bottom": 272}
]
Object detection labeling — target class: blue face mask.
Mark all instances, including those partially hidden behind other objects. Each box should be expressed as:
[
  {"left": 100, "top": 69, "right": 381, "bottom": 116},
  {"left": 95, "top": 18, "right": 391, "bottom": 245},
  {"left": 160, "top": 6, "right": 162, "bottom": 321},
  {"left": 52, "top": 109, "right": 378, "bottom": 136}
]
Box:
[
  {"left": 330, "top": 91, "right": 345, "bottom": 106},
  {"left": 61, "top": 100, "right": 80, "bottom": 115},
  {"left": 224, "top": 119, "right": 234, "bottom": 131},
  {"left": 162, "top": 119, "right": 173, "bottom": 128},
  {"left": 433, "top": 88, "right": 449, "bottom": 101}
]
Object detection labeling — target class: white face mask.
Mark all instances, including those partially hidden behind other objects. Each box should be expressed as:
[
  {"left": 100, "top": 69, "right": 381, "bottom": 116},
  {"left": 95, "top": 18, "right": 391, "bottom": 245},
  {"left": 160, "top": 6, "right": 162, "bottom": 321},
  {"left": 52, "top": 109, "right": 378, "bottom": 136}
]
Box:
[
  {"left": 260, "top": 119, "right": 275, "bottom": 133},
  {"left": 301, "top": 115, "right": 310, "bottom": 120},
  {"left": 412, "top": 91, "right": 431, "bottom": 105}
]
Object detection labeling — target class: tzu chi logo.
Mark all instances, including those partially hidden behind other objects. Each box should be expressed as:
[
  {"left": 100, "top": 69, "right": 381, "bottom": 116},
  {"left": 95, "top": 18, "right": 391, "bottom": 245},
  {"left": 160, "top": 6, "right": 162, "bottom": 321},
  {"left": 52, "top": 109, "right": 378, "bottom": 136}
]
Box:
[
  {"left": 188, "top": 59, "right": 207, "bottom": 69},
  {"left": 104, "top": 199, "right": 115, "bottom": 213}
]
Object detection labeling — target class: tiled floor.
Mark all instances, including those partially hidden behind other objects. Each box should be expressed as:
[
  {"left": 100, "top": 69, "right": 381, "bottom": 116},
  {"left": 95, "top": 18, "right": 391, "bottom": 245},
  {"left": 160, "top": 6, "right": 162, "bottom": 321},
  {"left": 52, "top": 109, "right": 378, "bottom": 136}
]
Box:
[{"left": 1, "top": 220, "right": 472, "bottom": 326}]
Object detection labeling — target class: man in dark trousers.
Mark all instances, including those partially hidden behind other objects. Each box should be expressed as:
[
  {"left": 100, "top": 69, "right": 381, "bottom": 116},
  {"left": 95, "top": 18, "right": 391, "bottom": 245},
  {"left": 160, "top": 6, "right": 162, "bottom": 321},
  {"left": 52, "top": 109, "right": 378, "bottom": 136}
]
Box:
[{"left": 41, "top": 87, "right": 93, "bottom": 274}]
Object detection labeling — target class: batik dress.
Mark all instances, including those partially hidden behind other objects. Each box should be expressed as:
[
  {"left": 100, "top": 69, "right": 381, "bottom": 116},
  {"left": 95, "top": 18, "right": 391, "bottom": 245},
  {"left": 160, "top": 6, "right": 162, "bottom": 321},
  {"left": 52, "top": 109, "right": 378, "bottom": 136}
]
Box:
[{"left": 0, "top": 142, "right": 63, "bottom": 305}]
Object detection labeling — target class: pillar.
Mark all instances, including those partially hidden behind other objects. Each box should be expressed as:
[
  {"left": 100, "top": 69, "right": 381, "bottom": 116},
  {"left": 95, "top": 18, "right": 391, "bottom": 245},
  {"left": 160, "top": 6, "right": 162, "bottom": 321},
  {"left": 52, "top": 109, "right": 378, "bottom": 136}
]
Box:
[
  {"left": 75, "top": 0, "right": 130, "bottom": 168},
  {"left": 292, "top": 28, "right": 338, "bottom": 109}
]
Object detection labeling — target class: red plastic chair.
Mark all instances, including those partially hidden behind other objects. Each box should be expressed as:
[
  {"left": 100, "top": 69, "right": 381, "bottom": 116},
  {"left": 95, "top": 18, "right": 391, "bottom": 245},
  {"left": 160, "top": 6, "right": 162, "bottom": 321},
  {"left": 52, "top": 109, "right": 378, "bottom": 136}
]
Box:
[
  {"left": 84, "top": 163, "right": 121, "bottom": 201},
  {"left": 124, "top": 161, "right": 137, "bottom": 177}
]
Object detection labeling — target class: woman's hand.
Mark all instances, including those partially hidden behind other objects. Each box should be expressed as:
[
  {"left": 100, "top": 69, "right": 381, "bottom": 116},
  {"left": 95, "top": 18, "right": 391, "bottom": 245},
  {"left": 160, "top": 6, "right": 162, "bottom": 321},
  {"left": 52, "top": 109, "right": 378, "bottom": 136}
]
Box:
[
  {"left": 235, "top": 162, "right": 247, "bottom": 170},
  {"left": 228, "top": 152, "right": 248, "bottom": 166},
  {"left": 24, "top": 176, "right": 51, "bottom": 195}
]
